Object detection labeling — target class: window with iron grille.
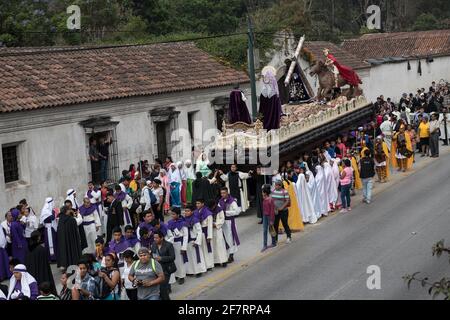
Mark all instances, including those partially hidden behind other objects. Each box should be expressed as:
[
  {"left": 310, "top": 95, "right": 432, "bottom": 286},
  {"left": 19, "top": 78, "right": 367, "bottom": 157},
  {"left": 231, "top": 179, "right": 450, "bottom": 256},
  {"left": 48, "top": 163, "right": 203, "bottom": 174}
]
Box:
[{"left": 2, "top": 145, "right": 19, "bottom": 183}]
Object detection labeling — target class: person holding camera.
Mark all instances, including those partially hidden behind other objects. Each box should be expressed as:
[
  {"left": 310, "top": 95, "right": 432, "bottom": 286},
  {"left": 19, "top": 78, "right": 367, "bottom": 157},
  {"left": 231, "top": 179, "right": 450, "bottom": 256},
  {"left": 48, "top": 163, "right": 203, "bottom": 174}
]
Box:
[
  {"left": 128, "top": 247, "right": 164, "bottom": 300},
  {"left": 97, "top": 253, "right": 121, "bottom": 300}
]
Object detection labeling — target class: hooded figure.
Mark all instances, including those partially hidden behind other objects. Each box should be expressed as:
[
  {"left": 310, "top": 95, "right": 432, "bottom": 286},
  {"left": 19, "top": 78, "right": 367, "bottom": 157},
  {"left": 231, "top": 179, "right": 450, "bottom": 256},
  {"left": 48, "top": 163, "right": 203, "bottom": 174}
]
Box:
[
  {"left": 314, "top": 165, "right": 330, "bottom": 216},
  {"left": 10, "top": 209, "right": 28, "bottom": 264},
  {"left": 66, "top": 189, "right": 88, "bottom": 250},
  {"left": 25, "top": 231, "right": 56, "bottom": 295},
  {"left": 7, "top": 264, "right": 39, "bottom": 300},
  {"left": 259, "top": 68, "right": 282, "bottom": 131},
  {"left": 295, "top": 174, "right": 317, "bottom": 224},
  {"left": 323, "top": 162, "right": 338, "bottom": 210},
  {"left": 56, "top": 207, "right": 82, "bottom": 269},
  {"left": 65, "top": 189, "right": 80, "bottom": 211},
  {"left": 228, "top": 88, "right": 252, "bottom": 124},
  {"left": 39, "top": 197, "right": 58, "bottom": 262}
]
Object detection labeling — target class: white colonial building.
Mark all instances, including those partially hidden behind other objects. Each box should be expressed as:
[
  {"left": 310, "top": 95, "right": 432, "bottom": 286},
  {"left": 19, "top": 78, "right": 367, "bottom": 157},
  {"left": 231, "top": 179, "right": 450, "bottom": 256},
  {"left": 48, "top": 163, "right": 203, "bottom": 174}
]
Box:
[
  {"left": 342, "top": 30, "right": 450, "bottom": 102},
  {"left": 0, "top": 43, "right": 250, "bottom": 209}
]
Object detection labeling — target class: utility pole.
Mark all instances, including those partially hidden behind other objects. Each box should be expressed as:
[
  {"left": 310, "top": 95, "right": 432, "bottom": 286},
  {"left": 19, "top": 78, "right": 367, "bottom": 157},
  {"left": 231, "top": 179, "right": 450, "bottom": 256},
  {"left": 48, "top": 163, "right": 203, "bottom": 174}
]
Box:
[{"left": 247, "top": 15, "right": 258, "bottom": 121}]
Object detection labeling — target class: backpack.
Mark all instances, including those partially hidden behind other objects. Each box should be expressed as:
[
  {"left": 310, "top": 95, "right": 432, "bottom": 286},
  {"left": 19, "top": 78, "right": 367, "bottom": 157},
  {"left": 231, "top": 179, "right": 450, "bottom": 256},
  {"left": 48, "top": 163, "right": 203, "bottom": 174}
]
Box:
[
  {"left": 146, "top": 188, "right": 157, "bottom": 205},
  {"left": 95, "top": 268, "right": 120, "bottom": 299},
  {"left": 132, "top": 259, "right": 157, "bottom": 273}
]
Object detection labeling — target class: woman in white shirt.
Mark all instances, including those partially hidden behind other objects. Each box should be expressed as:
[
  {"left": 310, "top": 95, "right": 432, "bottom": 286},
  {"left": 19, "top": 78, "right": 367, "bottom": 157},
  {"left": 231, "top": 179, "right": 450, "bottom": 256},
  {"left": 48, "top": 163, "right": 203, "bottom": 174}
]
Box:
[{"left": 121, "top": 250, "right": 137, "bottom": 300}]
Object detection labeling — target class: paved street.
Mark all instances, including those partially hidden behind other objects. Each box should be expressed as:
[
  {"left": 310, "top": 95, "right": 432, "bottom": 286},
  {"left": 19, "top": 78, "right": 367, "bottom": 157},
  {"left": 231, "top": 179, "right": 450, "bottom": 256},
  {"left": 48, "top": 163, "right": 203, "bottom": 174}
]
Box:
[
  {"left": 184, "top": 147, "right": 450, "bottom": 300},
  {"left": 6, "top": 147, "right": 449, "bottom": 300}
]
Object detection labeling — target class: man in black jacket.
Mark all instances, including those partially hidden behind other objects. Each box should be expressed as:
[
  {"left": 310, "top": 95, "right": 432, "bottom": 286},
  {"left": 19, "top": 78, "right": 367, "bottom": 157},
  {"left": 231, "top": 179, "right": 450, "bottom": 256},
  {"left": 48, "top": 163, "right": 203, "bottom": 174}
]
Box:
[
  {"left": 359, "top": 149, "right": 376, "bottom": 204},
  {"left": 151, "top": 231, "right": 176, "bottom": 300},
  {"left": 106, "top": 192, "right": 124, "bottom": 243}
]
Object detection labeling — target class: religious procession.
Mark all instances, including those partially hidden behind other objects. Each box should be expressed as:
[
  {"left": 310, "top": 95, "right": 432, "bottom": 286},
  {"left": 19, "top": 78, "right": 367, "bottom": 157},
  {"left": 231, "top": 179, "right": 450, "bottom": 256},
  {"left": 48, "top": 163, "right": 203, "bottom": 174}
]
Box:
[{"left": 1, "top": 1, "right": 450, "bottom": 304}]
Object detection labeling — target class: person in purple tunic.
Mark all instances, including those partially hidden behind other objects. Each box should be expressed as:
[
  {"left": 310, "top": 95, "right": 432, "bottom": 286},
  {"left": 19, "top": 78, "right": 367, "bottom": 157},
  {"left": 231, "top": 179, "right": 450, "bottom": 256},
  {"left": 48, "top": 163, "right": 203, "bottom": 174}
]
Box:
[
  {"left": 0, "top": 221, "right": 11, "bottom": 281},
  {"left": 10, "top": 208, "right": 28, "bottom": 264},
  {"left": 166, "top": 207, "right": 187, "bottom": 284},
  {"left": 108, "top": 227, "right": 132, "bottom": 268},
  {"left": 228, "top": 87, "right": 252, "bottom": 124},
  {"left": 259, "top": 69, "right": 282, "bottom": 131},
  {"left": 136, "top": 210, "right": 156, "bottom": 243},
  {"left": 139, "top": 227, "right": 152, "bottom": 250},
  {"left": 7, "top": 264, "right": 39, "bottom": 300},
  {"left": 194, "top": 199, "right": 214, "bottom": 270},
  {"left": 124, "top": 225, "right": 139, "bottom": 250},
  {"left": 153, "top": 219, "right": 168, "bottom": 237},
  {"left": 39, "top": 197, "right": 58, "bottom": 262}
]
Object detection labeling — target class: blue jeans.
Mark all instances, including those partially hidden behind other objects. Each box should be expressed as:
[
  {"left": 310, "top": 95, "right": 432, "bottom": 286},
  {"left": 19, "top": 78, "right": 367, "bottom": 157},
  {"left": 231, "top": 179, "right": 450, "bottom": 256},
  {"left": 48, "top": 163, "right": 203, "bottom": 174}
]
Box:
[
  {"left": 100, "top": 159, "right": 108, "bottom": 181},
  {"left": 340, "top": 184, "right": 351, "bottom": 209},
  {"left": 262, "top": 215, "right": 276, "bottom": 247},
  {"left": 145, "top": 295, "right": 160, "bottom": 300},
  {"left": 361, "top": 178, "right": 373, "bottom": 202}
]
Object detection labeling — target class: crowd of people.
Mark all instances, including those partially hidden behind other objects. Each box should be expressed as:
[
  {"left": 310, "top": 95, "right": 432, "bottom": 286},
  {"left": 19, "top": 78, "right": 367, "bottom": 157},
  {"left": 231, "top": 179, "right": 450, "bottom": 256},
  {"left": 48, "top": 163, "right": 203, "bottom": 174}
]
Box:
[
  {"left": 0, "top": 80, "right": 448, "bottom": 301},
  {"left": 0, "top": 156, "right": 251, "bottom": 300}
]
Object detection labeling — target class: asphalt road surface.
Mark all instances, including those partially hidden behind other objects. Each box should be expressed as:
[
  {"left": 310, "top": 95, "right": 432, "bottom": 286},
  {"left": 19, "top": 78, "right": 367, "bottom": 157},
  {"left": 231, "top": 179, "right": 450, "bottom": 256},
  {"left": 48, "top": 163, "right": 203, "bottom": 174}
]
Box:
[{"left": 195, "top": 150, "right": 450, "bottom": 300}]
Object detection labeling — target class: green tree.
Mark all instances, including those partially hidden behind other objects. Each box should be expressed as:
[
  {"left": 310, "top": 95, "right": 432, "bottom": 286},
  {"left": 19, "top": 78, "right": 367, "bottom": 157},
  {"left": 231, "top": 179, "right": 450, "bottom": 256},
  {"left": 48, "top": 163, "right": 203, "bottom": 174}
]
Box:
[
  {"left": 404, "top": 240, "right": 450, "bottom": 300},
  {"left": 413, "top": 13, "right": 439, "bottom": 31}
]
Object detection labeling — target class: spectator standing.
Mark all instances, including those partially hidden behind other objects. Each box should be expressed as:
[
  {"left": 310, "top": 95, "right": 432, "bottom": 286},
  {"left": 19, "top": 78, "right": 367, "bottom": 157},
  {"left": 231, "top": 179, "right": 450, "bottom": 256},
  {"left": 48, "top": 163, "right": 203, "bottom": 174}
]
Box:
[{"left": 359, "top": 149, "right": 376, "bottom": 204}]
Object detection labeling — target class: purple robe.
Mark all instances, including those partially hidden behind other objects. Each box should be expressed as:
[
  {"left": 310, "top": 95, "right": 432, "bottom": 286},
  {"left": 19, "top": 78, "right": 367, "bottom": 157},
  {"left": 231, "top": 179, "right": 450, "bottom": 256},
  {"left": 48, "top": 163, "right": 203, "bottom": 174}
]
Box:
[
  {"left": 168, "top": 217, "right": 188, "bottom": 263},
  {"left": 183, "top": 214, "right": 202, "bottom": 263},
  {"left": 12, "top": 280, "right": 39, "bottom": 300},
  {"left": 219, "top": 196, "right": 241, "bottom": 247},
  {"left": 138, "top": 222, "right": 155, "bottom": 246},
  {"left": 139, "top": 236, "right": 152, "bottom": 249},
  {"left": 79, "top": 204, "right": 97, "bottom": 220},
  {"left": 11, "top": 221, "right": 28, "bottom": 263},
  {"left": 125, "top": 234, "right": 139, "bottom": 247},
  {"left": 228, "top": 90, "right": 252, "bottom": 124},
  {"left": 167, "top": 217, "right": 185, "bottom": 233},
  {"left": 0, "top": 246, "right": 10, "bottom": 281},
  {"left": 155, "top": 222, "right": 168, "bottom": 237},
  {"left": 194, "top": 207, "right": 213, "bottom": 222},
  {"left": 259, "top": 94, "right": 282, "bottom": 131},
  {"left": 108, "top": 236, "right": 131, "bottom": 255}
]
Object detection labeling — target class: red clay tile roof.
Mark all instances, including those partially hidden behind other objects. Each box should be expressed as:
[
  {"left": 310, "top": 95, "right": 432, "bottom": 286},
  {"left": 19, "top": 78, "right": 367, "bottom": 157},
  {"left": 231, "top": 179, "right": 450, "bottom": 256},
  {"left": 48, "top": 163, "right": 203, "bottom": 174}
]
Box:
[
  {"left": 0, "top": 42, "right": 249, "bottom": 113},
  {"left": 341, "top": 29, "right": 450, "bottom": 61},
  {"left": 303, "top": 41, "right": 371, "bottom": 70}
]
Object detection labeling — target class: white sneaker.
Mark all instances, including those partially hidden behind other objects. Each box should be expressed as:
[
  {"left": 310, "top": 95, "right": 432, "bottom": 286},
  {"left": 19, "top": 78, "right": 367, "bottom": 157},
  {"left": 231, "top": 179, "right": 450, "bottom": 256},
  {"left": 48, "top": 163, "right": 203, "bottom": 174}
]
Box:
[{"left": 286, "top": 238, "right": 292, "bottom": 244}]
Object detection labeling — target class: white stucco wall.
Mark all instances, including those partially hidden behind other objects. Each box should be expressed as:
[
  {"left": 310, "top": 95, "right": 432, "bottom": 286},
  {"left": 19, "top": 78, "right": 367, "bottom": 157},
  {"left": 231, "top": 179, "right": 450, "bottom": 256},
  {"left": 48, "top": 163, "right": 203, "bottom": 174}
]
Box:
[
  {"left": 0, "top": 122, "right": 89, "bottom": 210},
  {"left": 361, "top": 56, "right": 450, "bottom": 102},
  {"left": 0, "top": 85, "right": 249, "bottom": 213}
]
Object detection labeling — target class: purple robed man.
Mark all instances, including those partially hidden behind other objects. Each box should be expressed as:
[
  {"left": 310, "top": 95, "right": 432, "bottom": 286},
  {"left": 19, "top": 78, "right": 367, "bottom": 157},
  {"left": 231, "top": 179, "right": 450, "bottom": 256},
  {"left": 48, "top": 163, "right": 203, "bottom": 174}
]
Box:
[
  {"left": 108, "top": 236, "right": 131, "bottom": 255},
  {"left": 10, "top": 209, "right": 28, "bottom": 264},
  {"left": 228, "top": 89, "right": 252, "bottom": 124},
  {"left": 196, "top": 206, "right": 214, "bottom": 254},
  {"left": 184, "top": 214, "right": 202, "bottom": 264},
  {"left": 168, "top": 216, "right": 188, "bottom": 263},
  {"left": 259, "top": 70, "right": 282, "bottom": 131},
  {"left": 219, "top": 195, "right": 241, "bottom": 249},
  {"left": 7, "top": 264, "right": 39, "bottom": 300},
  {"left": 154, "top": 221, "right": 168, "bottom": 237}
]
